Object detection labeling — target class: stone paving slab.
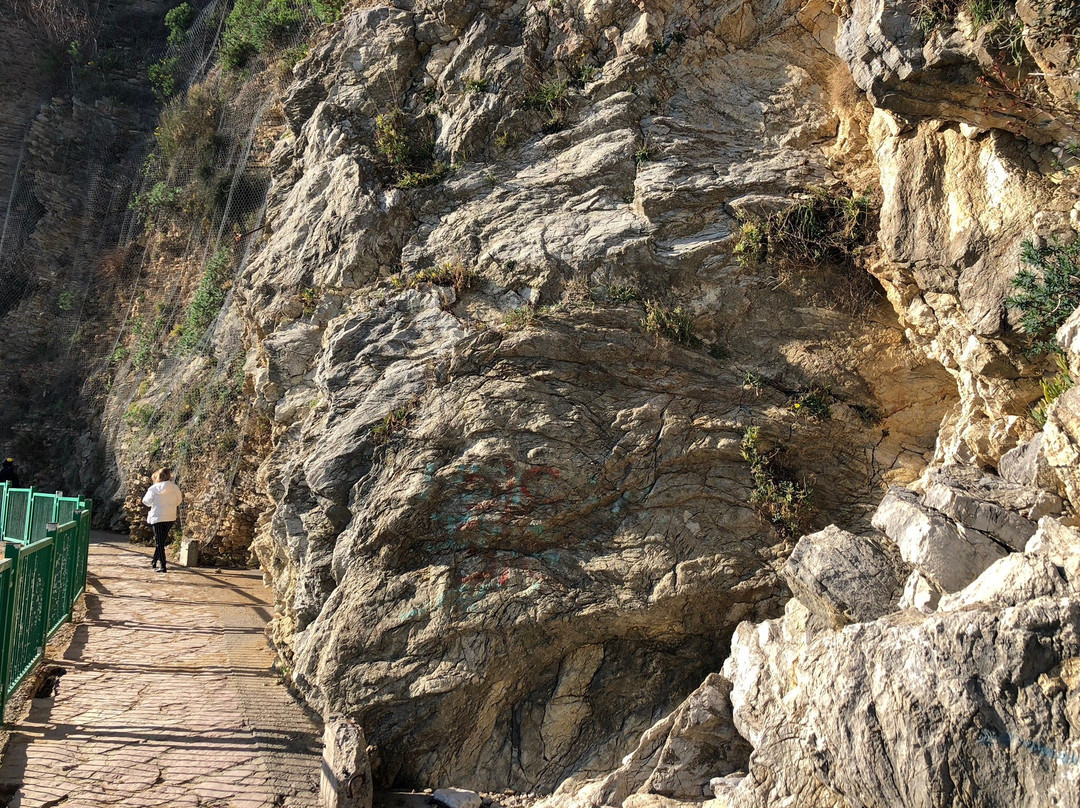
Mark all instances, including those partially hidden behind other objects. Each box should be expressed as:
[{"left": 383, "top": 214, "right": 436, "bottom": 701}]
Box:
[{"left": 0, "top": 532, "right": 321, "bottom": 808}]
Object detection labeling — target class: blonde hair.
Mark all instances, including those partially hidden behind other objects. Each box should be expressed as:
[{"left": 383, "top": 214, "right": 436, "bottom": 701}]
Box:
[{"left": 152, "top": 467, "right": 172, "bottom": 483}]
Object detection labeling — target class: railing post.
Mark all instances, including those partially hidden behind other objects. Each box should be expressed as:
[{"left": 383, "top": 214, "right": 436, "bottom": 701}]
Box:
[
  {"left": 0, "top": 556, "right": 12, "bottom": 723},
  {"left": 20, "top": 487, "right": 34, "bottom": 545},
  {"left": 40, "top": 534, "right": 54, "bottom": 656},
  {"left": 44, "top": 525, "right": 57, "bottom": 638},
  {"left": 2, "top": 542, "right": 21, "bottom": 717}
]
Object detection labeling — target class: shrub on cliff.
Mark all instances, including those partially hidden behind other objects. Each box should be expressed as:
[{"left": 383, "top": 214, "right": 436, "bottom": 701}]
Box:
[
  {"left": 740, "top": 426, "right": 812, "bottom": 538},
  {"left": 220, "top": 0, "right": 344, "bottom": 70},
  {"left": 734, "top": 188, "right": 872, "bottom": 268},
  {"left": 1006, "top": 238, "right": 1080, "bottom": 354},
  {"left": 177, "top": 248, "right": 233, "bottom": 351}
]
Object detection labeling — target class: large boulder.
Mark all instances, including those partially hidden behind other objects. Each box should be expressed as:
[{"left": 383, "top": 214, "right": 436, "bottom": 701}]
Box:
[
  {"left": 921, "top": 466, "right": 1059, "bottom": 551},
  {"left": 781, "top": 525, "right": 909, "bottom": 626},
  {"left": 871, "top": 487, "right": 1007, "bottom": 592},
  {"left": 722, "top": 590, "right": 1080, "bottom": 807}
]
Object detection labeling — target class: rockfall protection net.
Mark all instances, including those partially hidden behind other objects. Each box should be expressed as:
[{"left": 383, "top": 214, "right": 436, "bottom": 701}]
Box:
[{"left": 0, "top": 0, "right": 326, "bottom": 526}]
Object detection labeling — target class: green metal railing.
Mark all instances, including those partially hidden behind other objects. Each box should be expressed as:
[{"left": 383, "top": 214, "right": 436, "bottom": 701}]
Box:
[{"left": 0, "top": 485, "right": 92, "bottom": 719}]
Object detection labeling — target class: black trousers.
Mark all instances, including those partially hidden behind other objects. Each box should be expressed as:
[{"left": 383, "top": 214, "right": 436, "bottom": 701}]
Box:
[{"left": 151, "top": 521, "right": 174, "bottom": 570}]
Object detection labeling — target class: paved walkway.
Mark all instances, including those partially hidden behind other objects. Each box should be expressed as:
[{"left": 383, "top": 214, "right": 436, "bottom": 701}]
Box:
[{"left": 0, "top": 532, "right": 322, "bottom": 808}]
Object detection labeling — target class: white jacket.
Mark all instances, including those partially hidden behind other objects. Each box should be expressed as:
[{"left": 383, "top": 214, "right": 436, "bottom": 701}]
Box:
[{"left": 142, "top": 481, "right": 183, "bottom": 524}]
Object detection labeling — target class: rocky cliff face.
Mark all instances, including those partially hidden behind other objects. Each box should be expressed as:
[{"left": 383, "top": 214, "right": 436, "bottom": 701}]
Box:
[
  {"left": 199, "top": 0, "right": 1077, "bottom": 797},
  {"left": 5, "top": 0, "right": 1080, "bottom": 804},
  {"left": 233, "top": 0, "right": 964, "bottom": 791},
  {"left": 0, "top": 0, "right": 171, "bottom": 492}
]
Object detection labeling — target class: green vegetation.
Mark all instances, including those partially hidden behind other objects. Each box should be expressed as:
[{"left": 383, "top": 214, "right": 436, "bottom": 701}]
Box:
[
  {"left": 789, "top": 388, "right": 833, "bottom": 420},
  {"left": 178, "top": 248, "right": 233, "bottom": 351},
  {"left": 154, "top": 83, "right": 223, "bottom": 164},
  {"left": 372, "top": 400, "right": 420, "bottom": 445},
  {"left": 464, "top": 77, "right": 490, "bottom": 94},
  {"left": 146, "top": 181, "right": 182, "bottom": 213},
  {"left": 734, "top": 189, "right": 872, "bottom": 267},
  {"left": 1033, "top": 353, "right": 1074, "bottom": 428},
  {"left": 396, "top": 162, "right": 450, "bottom": 189},
  {"left": 221, "top": 0, "right": 344, "bottom": 71},
  {"left": 743, "top": 370, "right": 764, "bottom": 392},
  {"left": 643, "top": 301, "right": 701, "bottom": 347},
  {"left": 740, "top": 426, "right": 812, "bottom": 539},
  {"left": 145, "top": 81, "right": 267, "bottom": 230},
  {"left": 504, "top": 306, "right": 538, "bottom": 331},
  {"left": 415, "top": 262, "right": 478, "bottom": 297},
  {"left": 375, "top": 109, "right": 410, "bottom": 166},
  {"left": 571, "top": 61, "right": 596, "bottom": 88},
  {"left": 524, "top": 80, "right": 569, "bottom": 128},
  {"left": 130, "top": 306, "right": 174, "bottom": 371},
  {"left": 607, "top": 283, "right": 642, "bottom": 304},
  {"left": 634, "top": 141, "right": 652, "bottom": 164},
  {"left": 1006, "top": 239, "right": 1080, "bottom": 354},
  {"left": 57, "top": 290, "right": 76, "bottom": 311},
  {"left": 148, "top": 57, "right": 178, "bottom": 100},
  {"left": 299, "top": 286, "right": 318, "bottom": 317},
  {"left": 373, "top": 108, "right": 448, "bottom": 188},
  {"left": 165, "top": 3, "right": 195, "bottom": 48},
  {"left": 124, "top": 403, "right": 156, "bottom": 427},
  {"left": 915, "top": 0, "right": 1011, "bottom": 32}
]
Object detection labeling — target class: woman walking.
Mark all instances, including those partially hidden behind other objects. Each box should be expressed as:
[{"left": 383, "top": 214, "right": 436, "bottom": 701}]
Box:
[{"left": 142, "top": 468, "right": 182, "bottom": 573}]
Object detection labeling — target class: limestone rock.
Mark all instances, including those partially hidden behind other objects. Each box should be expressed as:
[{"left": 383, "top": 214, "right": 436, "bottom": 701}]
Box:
[
  {"left": 1059, "top": 307, "right": 1080, "bottom": 376},
  {"left": 871, "top": 487, "right": 1007, "bottom": 592},
  {"left": 722, "top": 594, "right": 1080, "bottom": 807},
  {"left": 938, "top": 552, "right": 1070, "bottom": 611},
  {"left": 1042, "top": 387, "right": 1080, "bottom": 509},
  {"left": 781, "top": 525, "right": 909, "bottom": 626},
  {"left": 239, "top": 0, "right": 955, "bottom": 794},
  {"left": 998, "top": 434, "right": 1058, "bottom": 492},
  {"left": 321, "top": 715, "right": 373, "bottom": 808},
  {"left": 537, "top": 674, "right": 749, "bottom": 808},
  {"left": 837, "top": 0, "right": 1077, "bottom": 144},
  {"left": 921, "top": 466, "right": 1056, "bottom": 551},
  {"left": 433, "top": 788, "right": 482, "bottom": 808},
  {"left": 897, "top": 568, "right": 942, "bottom": 613},
  {"left": 1026, "top": 517, "right": 1080, "bottom": 584}
]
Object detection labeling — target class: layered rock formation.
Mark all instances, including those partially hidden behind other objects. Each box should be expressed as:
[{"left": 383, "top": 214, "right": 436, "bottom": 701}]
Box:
[
  {"left": 3, "top": 0, "right": 1080, "bottom": 804},
  {"left": 226, "top": 0, "right": 1076, "bottom": 797},
  {"left": 539, "top": 2, "right": 1080, "bottom": 806},
  {"left": 234, "top": 0, "right": 959, "bottom": 790}
]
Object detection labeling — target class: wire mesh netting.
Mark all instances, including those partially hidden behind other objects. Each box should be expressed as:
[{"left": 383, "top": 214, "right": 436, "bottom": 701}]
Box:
[{"left": 0, "top": 1, "right": 329, "bottom": 543}]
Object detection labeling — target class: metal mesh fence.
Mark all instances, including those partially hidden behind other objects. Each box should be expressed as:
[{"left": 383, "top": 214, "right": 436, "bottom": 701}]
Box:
[{"left": 0, "top": 1, "right": 328, "bottom": 536}]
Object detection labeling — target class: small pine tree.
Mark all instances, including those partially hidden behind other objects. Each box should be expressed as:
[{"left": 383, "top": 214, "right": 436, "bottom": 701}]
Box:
[{"left": 1006, "top": 239, "right": 1080, "bottom": 354}]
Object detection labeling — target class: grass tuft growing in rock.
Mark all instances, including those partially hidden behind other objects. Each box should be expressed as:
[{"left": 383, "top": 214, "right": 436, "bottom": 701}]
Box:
[
  {"left": 372, "top": 400, "right": 420, "bottom": 446},
  {"left": 504, "top": 306, "right": 539, "bottom": 331},
  {"left": 789, "top": 388, "right": 833, "bottom": 420},
  {"left": 1033, "top": 353, "right": 1074, "bottom": 427},
  {"left": 643, "top": 301, "right": 701, "bottom": 347},
  {"left": 524, "top": 80, "right": 570, "bottom": 129},
  {"left": 464, "top": 77, "right": 490, "bottom": 94},
  {"left": 607, "top": 284, "right": 642, "bottom": 304},
  {"left": 741, "top": 426, "right": 812, "bottom": 539},
  {"left": 415, "top": 262, "right": 478, "bottom": 297},
  {"left": 733, "top": 189, "right": 873, "bottom": 268}
]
